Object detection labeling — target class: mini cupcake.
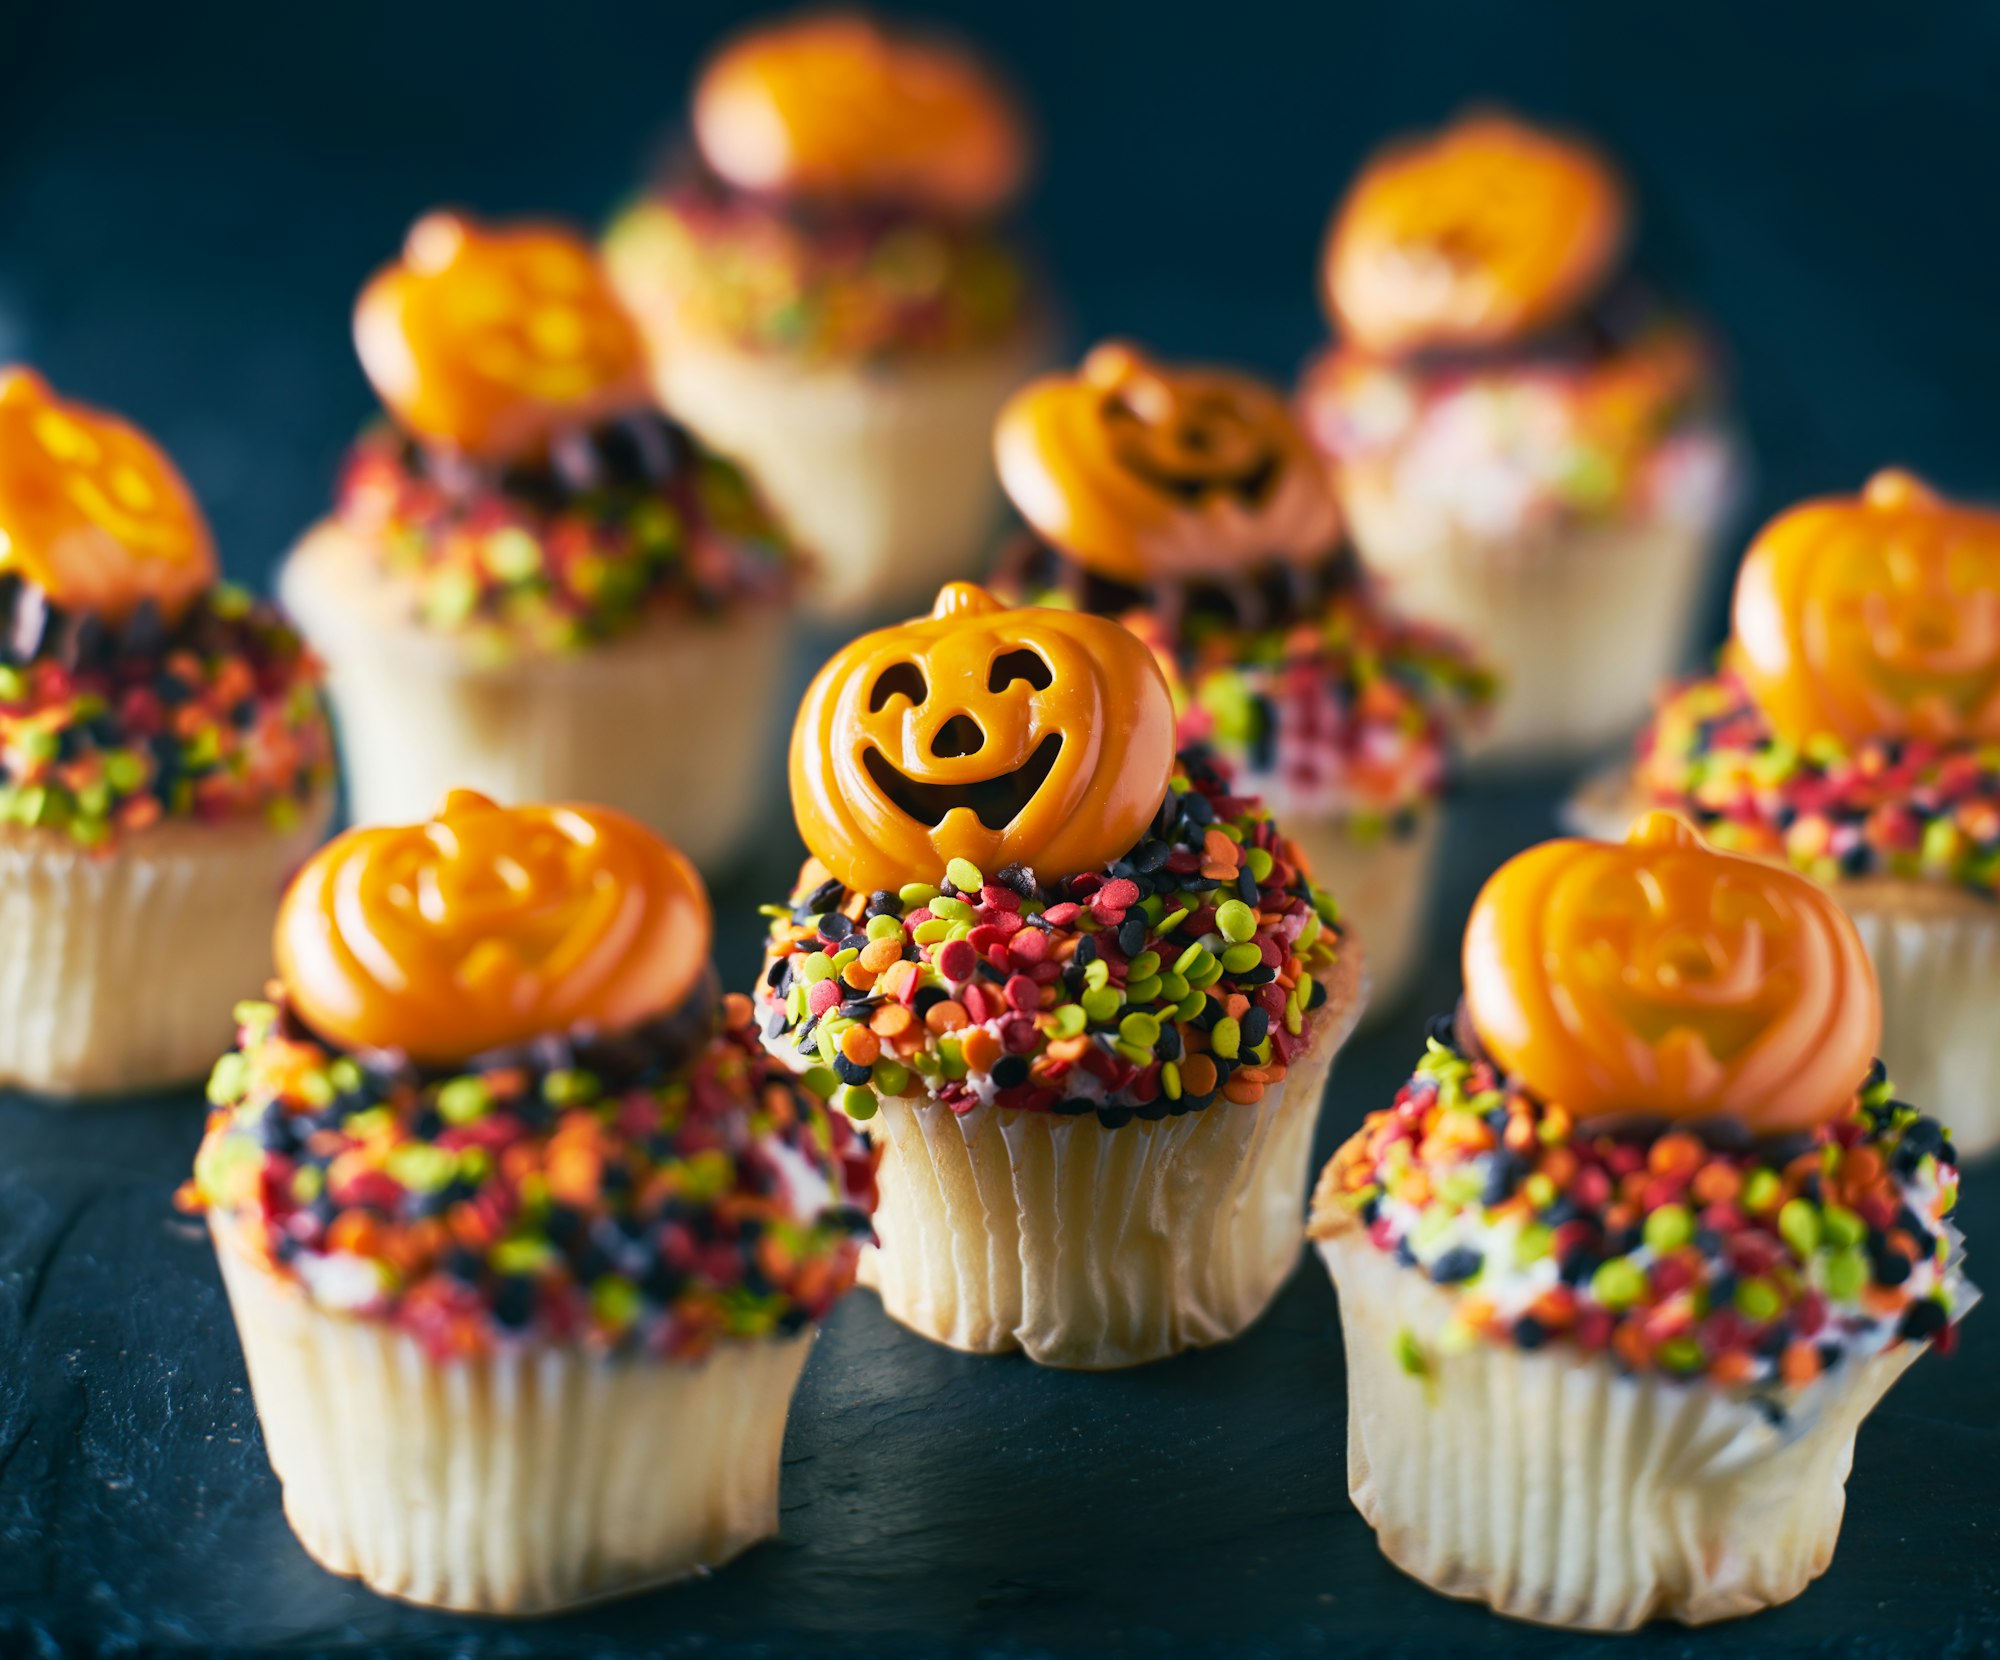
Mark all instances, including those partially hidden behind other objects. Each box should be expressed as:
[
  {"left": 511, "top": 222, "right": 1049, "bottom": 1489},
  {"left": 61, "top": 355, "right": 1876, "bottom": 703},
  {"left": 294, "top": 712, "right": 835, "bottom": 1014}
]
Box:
[
  {"left": 281, "top": 212, "right": 798, "bottom": 868},
  {"left": 604, "top": 13, "right": 1043, "bottom": 617},
  {"left": 1572, "top": 471, "right": 2000, "bottom": 1158},
  {"left": 757, "top": 581, "right": 1364, "bottom": 1368},
  {"left": 994, "top": 342, "right": 1490, "bottom": 1015},
  {"left": 182, "top": 789, "right": 875, "bottom": 1613},
  {"left": 1311, "top": 812, "right": 1974, "bottom": 1630},
  {"left": 1301, "top": 111, "right": 1739, "bottom": 764},
  {"left": 0, "top": 367, "right": 332, "bottom": 1095}
]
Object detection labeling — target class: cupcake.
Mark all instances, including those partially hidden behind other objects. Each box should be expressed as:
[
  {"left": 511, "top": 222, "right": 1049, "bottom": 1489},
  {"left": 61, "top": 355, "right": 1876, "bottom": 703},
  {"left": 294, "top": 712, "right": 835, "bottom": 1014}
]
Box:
[
  {"left": 1572, "top": 471, "right": 2000, "bottom": 1158},
  {"left": 604, "top": 13, "right": 1044, "bottom": 618},
  {"left": 756, "top": 580, "right": 1365, "bottom": 1368},
  {"left": 281, "top": 211, "right": 798, "bottom": 868},
  {"left": 1301, "top": 111, "right": 1739, "bottom": 764},
  {"left": 1310, "top": 812, "right": 1974, "bottom": 1630},
  {"left": 182, "top": 788, "right": 875, "bottom": 1613},
  {"left": 0, "top": 367, "right": 332, "bottom": 1095},
  {"left": 994, "top": 342, "right": 1491, "bottom": 1015}
]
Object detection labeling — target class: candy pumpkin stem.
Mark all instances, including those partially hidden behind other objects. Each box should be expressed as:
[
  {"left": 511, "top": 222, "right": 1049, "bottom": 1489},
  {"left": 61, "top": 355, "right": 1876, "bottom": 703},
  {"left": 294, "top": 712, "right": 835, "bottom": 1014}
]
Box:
[
  {"left": 1625, "top": 809, "right": 1705, "bottom": 850},
  {"left": 930, "top": 581, "right": 1003, "bottom": 620},
  {"left": 1863, "top": 469, "right": 1937, "bottom": 511}
]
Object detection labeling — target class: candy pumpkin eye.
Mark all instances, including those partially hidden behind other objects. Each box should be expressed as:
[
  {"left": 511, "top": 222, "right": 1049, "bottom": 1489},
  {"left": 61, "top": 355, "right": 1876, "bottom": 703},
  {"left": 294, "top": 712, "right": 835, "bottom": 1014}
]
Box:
[
  {"left": 869, "top": 662, "right": 928, "bottom": 710},
  {"left": 987, "top": 647, "right": 1053, "bottom": 693}
]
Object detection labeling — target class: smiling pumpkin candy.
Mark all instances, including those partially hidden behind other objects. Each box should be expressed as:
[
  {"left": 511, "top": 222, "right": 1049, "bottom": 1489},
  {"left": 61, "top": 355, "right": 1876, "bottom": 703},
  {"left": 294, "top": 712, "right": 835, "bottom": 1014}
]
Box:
[
  {"left": 276, "top": 789, "right": 711, "bottom": 1064},
  {"left": 792, "top": 583, "right": 1177, "bottom": 895},
  {"left": 1464, "top": 812, "right": 1880, "bottom": 1135}
]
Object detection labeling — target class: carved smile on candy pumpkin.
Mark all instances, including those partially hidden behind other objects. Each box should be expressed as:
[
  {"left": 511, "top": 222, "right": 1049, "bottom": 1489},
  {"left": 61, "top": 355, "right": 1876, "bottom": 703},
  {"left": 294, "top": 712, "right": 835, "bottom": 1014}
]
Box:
[
  {"left": 1463, "top": 813, "right": 1880, "bottom": 1134},
  {"left": 1323, "top": 112, "right": 1627, "bottom": 358},
  {"left": 0, "top": 367, "right": 218, "bottom": 623},
  {"left": 790, "top": 583, "right": 1177, "bottom": 895},
  {"left": 994, "top": 342, "right": 1342, "bottom": 587},
  {"left": 1731, "top": 470, "right": 2000, "bottom": 746},
  {"left": 353, "top": 212, "right": 648, "bottom": 464},
  {"left": 276, "top": 790, "right": 711, "bottom": 1064}
]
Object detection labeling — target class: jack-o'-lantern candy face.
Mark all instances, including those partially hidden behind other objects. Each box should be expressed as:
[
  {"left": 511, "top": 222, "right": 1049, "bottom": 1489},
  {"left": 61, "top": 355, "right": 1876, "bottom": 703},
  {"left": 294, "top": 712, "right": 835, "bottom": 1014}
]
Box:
[
  {"left": 0, "top": 368, "right": 218, "bottom": 622},
  {"left": 1463, "top": 813, "right": 1879, "bottom": 1133},
  {"left": 994, "top": 343, "right": 1343, "bottom": 586},
  {"left": 694, "top": 14, "right": 1027, "bottom": 216},
  {"left": 276, "top": 789, "right": 711, "bottom": 1064},
  {"left": 1324, "top": 113, "right": 1627, "bottom": 358},
  {"left": 1732, "top": 470, "right": 2000, "bottom": 746},
  {"left": 354, "top": 213, "right": 648, "bottom": 463},
  {"left": 791, "top": 583, "right": 1178, "bottom": 894}
]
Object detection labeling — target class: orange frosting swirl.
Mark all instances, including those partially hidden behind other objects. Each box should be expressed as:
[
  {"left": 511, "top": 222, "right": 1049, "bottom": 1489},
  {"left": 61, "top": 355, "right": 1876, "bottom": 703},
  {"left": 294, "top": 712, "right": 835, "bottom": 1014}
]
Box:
[
  {"left": 353, "top": 212, "right": 649, "bottom": 463},
  {"left": 994, "top": 342, "right": 1342, "bottom": 586},
  {"left": 791, "top": 582, "right": 1177, "bottom": 894},
  {"left": 693, "top": 13, "right": 1027, "bottom": 216},
  {"left": 0, "top": 367, "right": 218, "bottom": 623},
  {"left": 1323, "top": 112, "right": 1627, "bottom": 359},
  {"left": 1463, "top": 813, "right": 1880, "bottom": 1135},
  {"left": 1731, "top": 469, "right": 2000, "bottom": 747},
  {"left": 276, "top": 790, "right": 712, "bottom": 1064}
]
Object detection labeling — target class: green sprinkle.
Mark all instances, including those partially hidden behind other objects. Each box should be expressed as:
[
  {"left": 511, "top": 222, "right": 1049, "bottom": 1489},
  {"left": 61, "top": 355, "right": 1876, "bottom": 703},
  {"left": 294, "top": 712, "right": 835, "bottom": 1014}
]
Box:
[
  {"left": 1174, "top": 941, "right": 1206, "bottom": 975},
  {"left": 1156, "top": 972, "right": 1190, "bottom": 1004},
  {"left": 834, "top": 1084, "right": 879, "bottom": 1122},
  {"left": 1590, "top": 1258, "right": 1647, "bottom": 1311},
  {"left": 1080, "top": 986, "right": 1123, "bottom": 1025},
  {"left": 1245, "top": 847, "right": 1274, "bottom": 882},
  {"left": 387, "top": 1143, "right": 457, "bottom": 1194},
  {"left": 1734, "top": 1276, "right": 1783, "bottom": 1323},
  {"left": 1215, "top": 900, "right": 1258, "bottom": 943},
  {"left": 1127, "top": 950, "right": 1161, "bottom": 981},
  {"left": 206, "top": 1052, "right": 250, "bottom": 1107},
  {"left": 945, "top": 858, "right": 984, "bottom": 893},
  {"left": 1394, "top": 1328, "right": 1429, "bottom": 1378},
  {"left": 1050, "top": 1003, "right": 1087, "bottom": 1038},
  {"left": 1513, "top": 1223, "right": 1554, "bottom": 1267},
  {"left": 873, "top": 1058, "right": 910, "bottom": 1096},
  {"left": 898, "top": 882, "right": 939, "bottom": 907},
  {"left": 798, "top": 952, "right": 834, "bottom": 984},
  {"left": 1083, "top": 958, "right": 1112, "bottom": 991},
  {"left": 865, "top": 913, "right": 903, "bottom": 941},
  {"left": 590, "top": 1276, "right": 641, "bottom": 1332},
  {"left": 1778, "top": 1198, "right": 1822, "bottom": 1259},
  {"left": 493, "top": 1238, "right": 552, "bottom": 1275},
  {"left": 543, "top": 1069, "right": 599, "bottom": 1105},
  {"left": 1643, "top": 1204, "right": 1694, "bottom": 1256},
  {"left": 1125, "top": 975, "right": 1162, "bottom": 1005},
  {"left": 0, "top": 666, "right": 24, "bottom": 703},
  {"left": 1156, "top": 906, "right": 1190, "bottom": 935},
  {"left": 1118, "top": 1012, "right": 1162, "bottom": 1050},
  {"left": 1822, "top": 1204, "right": 1865, "bottom": 1248},
  {"left": 1742, "top": 1168, "right": 1783, "bottom": 1215},
  {"left": 1523, "top": 1173, "right": 1558, "bottom": 1211},
  {"left": 1825, "top": 1246, "right": 1868, "bottom": 1301},
  {"left": 437, "top": 1076, "right": 494, "bottom": 1125},
  {"left": 1160, "top": 1061, "right": 1182, "bottom": 1100},
  {"left": 801, "top": 1065, "right": 841, "bottom": 1101},
  {"left": 1657, "top": 1336, "right": 1705, "bottom": 1374},
  {"left": 929, "top": 895, "right": 976, "bottom": 924},
  {"left": 1210, "top": 1017, "right": 1242, "bottom": 1060},
  {"left": 912, "top": 919, "right": 951, "bottom": 945},
  {"left": 1219, "top": 942, "right": 1263, "bottom": 974}
]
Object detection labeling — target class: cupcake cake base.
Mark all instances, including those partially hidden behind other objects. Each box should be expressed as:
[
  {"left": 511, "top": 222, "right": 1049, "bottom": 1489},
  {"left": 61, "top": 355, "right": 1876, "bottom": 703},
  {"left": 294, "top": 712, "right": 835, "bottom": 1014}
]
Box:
[
  {"left": 281, "top": 525, "right": 787, "bottom": 870},
  {"left": 1286, "top": 812, "right": 1439, "bottom": 1024},
  {"left": 0, "top": 809, "right": 329, "bottom": 1097},
  {"left": 650, "top": 338, "right": 1040, "bottom": 620},
  {"left": 1319, "top": 1231, "right": 1922, "bottom": 1631},
  {"left": 1340, "top": 477, "right": 1713, "bottom": 766},
  {"left": 863, "top": 951, "right": 1364, "bottom": 1369},
  {"left": 214, "top": 1221, "right": 812, "bottom": 1615}
]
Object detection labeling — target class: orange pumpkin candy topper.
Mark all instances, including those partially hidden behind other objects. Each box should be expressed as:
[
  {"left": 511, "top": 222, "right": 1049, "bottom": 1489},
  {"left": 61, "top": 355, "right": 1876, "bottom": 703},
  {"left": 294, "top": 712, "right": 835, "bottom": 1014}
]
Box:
[
  {"left": 0, "top": 368, "right": 218, "bottom": 623},
  {"left": 1324, "top": 112, "right": 1627, "bottom": 358},
  {"left": 694, "top": 13, "right": 1026, "bottom": 217},
  {"left": 994, "top": 342, "right": 1343, "bottom": 586},
  {"left": 791, "top": 582, "right": 1177, "bottom": 894},
  {"left": 1731, "top": 469, "right": 2000, "bottom": 747},
  {"left": 277, "top": 789, "right": 712, "bottom": 1064},
  {"left": 353, "top": 212, "right": 648, "bottom": 463},
  {"left": 1463, "top": 813, "right": 1880, "bottom": 1134}
]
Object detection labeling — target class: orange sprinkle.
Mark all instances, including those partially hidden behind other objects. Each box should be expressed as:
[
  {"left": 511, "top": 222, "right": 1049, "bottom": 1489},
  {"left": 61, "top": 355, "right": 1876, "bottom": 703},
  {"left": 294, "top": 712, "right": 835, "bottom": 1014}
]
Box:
[
  {"left": 1046, "top": 1035, "right": 1091, "bottom": 1063},
  {"left": 1181, "top": 1054, "right": 1218, "bottom": 1096},
  {"left": 859, "top": 937, "right": 904, "bottom": 974},
  {"left": 961, "top": 1029, "right": 1003, "bottom": 1074},
  {"left": 878, "top": 959, "right": 919, "bottom": 1002},
  {"left": 1780, "top": 1340, "right": 1821, "bottom": 1387},
  {"left": 1649, "top": 1132, "right": 1705, "bottom": 1177},
  {"left": 870, "top": 1003, "right": 916, "bottom": 1038},
  {"left": 326, "top": 1211, "right": 381, "bottom": 1258},
  {"left": 925, "top": 1000, "right": 969, "bottom": 1034},
  {"left": 1691, "top": 1163, "right": 1742, "bottom": 1206},
  {"left": 840, "top": 1026, "right": 881, "bottom": 1067},
  {"left": 547, "top": 1141, "right": 602, "bottom": 1207},
  {"left": 1203, "top": 828, "right": 1239, "bottom": 869},
  {"left": 1222, "top": 1077, "right": 1266, "bottom": 1104},
  {"left": 722, "top": 991, "right": 754, "bottom": 1028},
  {"left": 841, "top": 963, "right": 877, "bottom": 992},
  {"left": 1710, "top": 1350, "right": 1756, "bottom": 1387}
]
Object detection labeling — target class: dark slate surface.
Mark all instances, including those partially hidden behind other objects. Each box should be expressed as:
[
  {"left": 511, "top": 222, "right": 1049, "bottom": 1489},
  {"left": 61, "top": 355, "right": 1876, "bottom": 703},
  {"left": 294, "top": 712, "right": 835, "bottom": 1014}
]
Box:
[{"left": 1, "top": 778, "right": 1995, "bottom": 1659}]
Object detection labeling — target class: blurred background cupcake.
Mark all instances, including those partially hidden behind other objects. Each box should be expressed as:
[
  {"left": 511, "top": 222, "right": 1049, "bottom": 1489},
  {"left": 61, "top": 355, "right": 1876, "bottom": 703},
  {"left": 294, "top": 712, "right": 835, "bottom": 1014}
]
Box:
[
  {"left": 0, "top": 368, "right": 331, "bottom": 1095},
  {"left": 604, "top": 12, "right": 1047, "bottom": 619},
  {"left": 759, "top": 582, "right": 1365, "bottom": 1367},
  {"left": 1301, "top": 110, "right": 1741, "bottom": 766},
  {"left": 1312, "top": 814, "right": 1972, "bottom": 1628},
  {"left": 994, "top": 341, "right": 1491, "bottom": 1019},
  {"left": 185, "top": 790, "right": 875, "bottom": 1612},
  {"left": 280, "top": 211, "right": 798, "bottom": 870},
  {"left": 1571, "top": 470, "right": 2000, "bottom": 1158}
]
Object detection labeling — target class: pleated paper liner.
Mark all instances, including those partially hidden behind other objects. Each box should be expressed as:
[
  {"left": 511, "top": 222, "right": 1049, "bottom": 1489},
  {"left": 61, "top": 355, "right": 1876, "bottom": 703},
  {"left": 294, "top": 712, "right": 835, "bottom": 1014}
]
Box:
[
  {"left": 1339, "top": 465, "right": 1718, "bottom": 767},
  {"left": 213, "top": 1219, "right": 813, "bottom": 1615},
  {"left": 860, "top": 946, "right": 1366, "bottom": 1368},
  {"left": 282, "top": 524, "right": 788, "bottom": 870},
  {"left": 0, "top": 804, "right": 330, "bottom": 1096},
  {"left": 1317, "top": 1230, "right": 1945, "bottom": 1630},
  {"left": 1568, "top": 765, "right": 2000, "bottom": 1159},
  {"left": 1287, "top": 808, "right": 1440, "bottom": 1024}
]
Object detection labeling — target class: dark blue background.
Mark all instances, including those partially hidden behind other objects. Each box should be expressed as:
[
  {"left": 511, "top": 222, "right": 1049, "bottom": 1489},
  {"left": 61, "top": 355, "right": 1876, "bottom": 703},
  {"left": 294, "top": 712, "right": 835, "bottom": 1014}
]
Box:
[{"left": 6, "top": 0, "right": 1999, "bottom": 618}]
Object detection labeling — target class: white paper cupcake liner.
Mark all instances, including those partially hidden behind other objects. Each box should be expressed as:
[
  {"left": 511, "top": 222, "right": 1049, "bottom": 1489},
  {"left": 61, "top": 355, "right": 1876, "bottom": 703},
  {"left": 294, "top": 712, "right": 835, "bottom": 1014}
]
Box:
[
  {"left": 1338, "top": 474, "right": 1719, "bottom": 767},
  {"left": 649, "top": 334, "right": 1043, "bottom": 620},
  {"left": 214, "top": 1222, "right": 812, "bottom": 1615},
  {"left": 862, "top": 951, "right": 1365, "bottom": 1368},
  {"left": 281, "top": 525, "right": 789, "bottom": 873},
  {"left": 1286, "top": 810, "right": 1440, "bottom": 1024},
  {"left": 1566, "top": 767, "right": 2000, "bottom": 1160},
  {"left": 0, "top": 807, "right": 329, "bottom": 1097},
  {"left": 1318, "top": 1232, "right": 1923, "bottom": 1630}
]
